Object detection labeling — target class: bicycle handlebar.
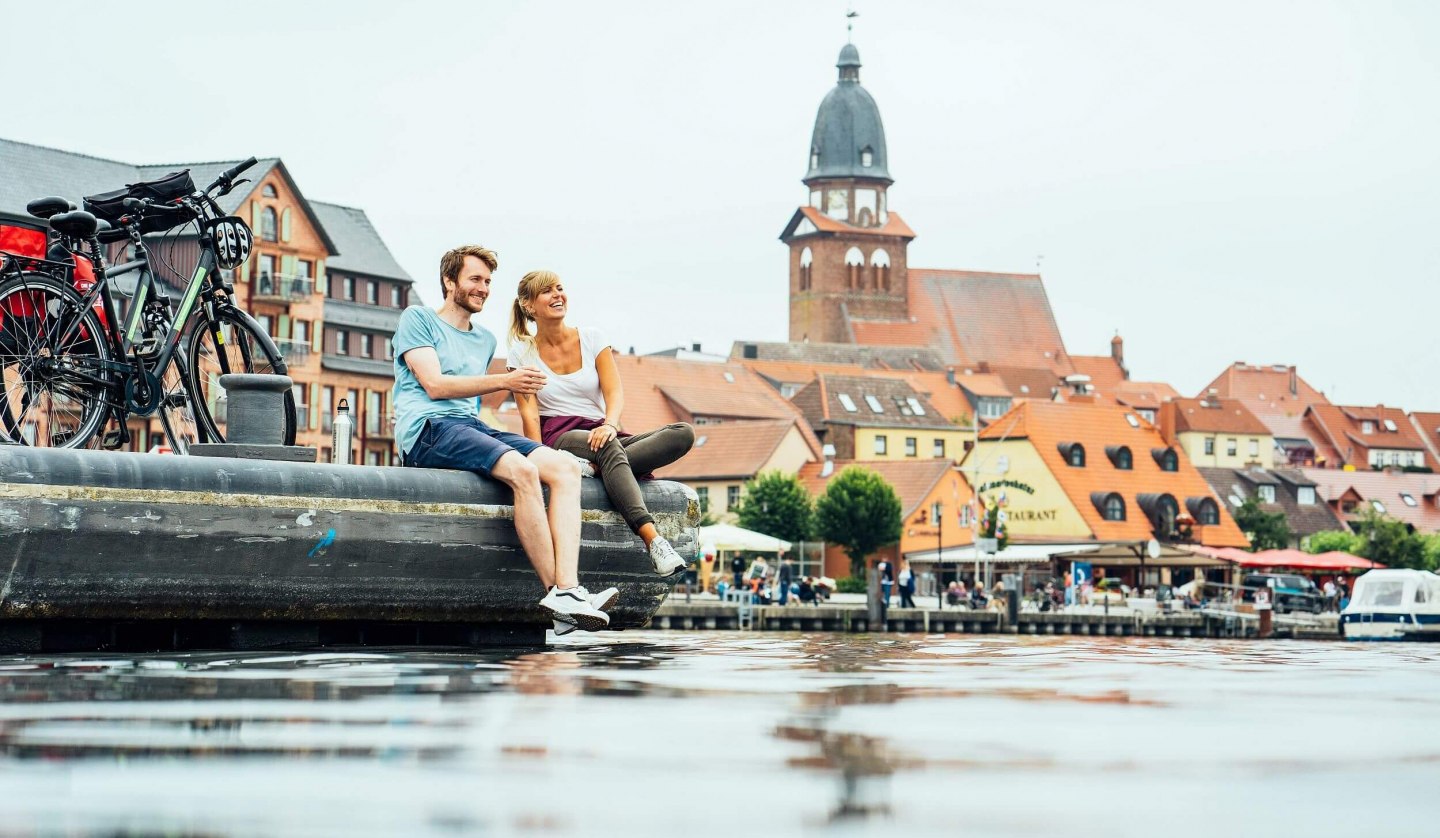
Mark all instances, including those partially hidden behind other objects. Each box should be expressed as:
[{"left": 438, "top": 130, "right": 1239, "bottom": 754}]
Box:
[{"left": 206, "top": 157, "right": 258, "bottom": 194}]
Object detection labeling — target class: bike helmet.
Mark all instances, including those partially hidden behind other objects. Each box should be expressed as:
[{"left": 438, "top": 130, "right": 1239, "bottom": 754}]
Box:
[{"left": 207, "top": 216, "right": 253, "bottom": 271}]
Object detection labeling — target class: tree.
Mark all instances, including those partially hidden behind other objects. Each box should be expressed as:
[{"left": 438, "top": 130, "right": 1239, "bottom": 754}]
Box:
[
  {"left": 1232, "top": 496, "right": 1291, "bottom": 551},
  {"left": 813, "top": 466, "right": 903, "bottom": 577},
  {"left": 735, "top": 471, "right": 813, "bottom": 543},
  {"left": 1349, "top": 508, "right": 1428, "bottom": 570},
  {"left": 1305, "top": 530, "right": 1363, "bottom": 555}
]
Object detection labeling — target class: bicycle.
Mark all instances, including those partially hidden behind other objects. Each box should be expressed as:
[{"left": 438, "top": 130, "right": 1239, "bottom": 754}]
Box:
[{"left": 0, "top": 158, "right": 296, "bottom": 452}]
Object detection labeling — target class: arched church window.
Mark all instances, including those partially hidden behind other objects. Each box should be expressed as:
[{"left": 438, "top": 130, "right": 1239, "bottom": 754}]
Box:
[
  {"left": 800, "top": 247, "right": 813, "bottom": 291},
  {"left": 871, "top": 249, "right": 890, "bottom": 292},
  {"left": 860, "top": 146, "right": 873, "bottom": 168},
  {"left": 845, "top": 247, "right": 864, "bottom": 291}
]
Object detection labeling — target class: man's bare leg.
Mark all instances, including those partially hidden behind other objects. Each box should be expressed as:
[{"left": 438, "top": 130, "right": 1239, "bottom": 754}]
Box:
[
  {"left": 490, "top": 450, "right": 561, "bottom": 588},
  {"left": 529, "top": 448, "right": 582, "bottom": 589}
]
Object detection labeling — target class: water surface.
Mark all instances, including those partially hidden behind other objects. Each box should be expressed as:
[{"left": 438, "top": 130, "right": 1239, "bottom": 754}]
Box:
[{"left": 0, "top": 633, "right": 1436, "bottom": 836}]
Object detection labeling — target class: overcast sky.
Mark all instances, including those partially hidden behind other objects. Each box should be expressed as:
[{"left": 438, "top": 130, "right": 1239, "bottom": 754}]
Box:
[{"left": 6, "top": 1, "right": 1438, "bottom": 408}]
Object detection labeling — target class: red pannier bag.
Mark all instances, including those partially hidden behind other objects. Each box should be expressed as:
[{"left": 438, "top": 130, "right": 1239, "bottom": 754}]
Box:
[{"left": 1, "top": 221, "right": 108, "bottom": 330}]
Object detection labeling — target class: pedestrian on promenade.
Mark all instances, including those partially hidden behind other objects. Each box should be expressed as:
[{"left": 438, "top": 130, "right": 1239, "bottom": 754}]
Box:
[
  {"left": 778, "top": 558, "right": 794, "bottom": 605},
  {"left": 508, "top": 270, "right": 694, "bottom": 579},
  {"left": 731, "top": 555, "right": 745, "bottom": 592},
  {"left": 393, "top": 246, "right": 610, "bottom": 634},
  {"left": 898, "top": 559, "right": 916, "bottom": 608},
  {"left": 877, "top": 559, "right": 894, "bottom": 606}
]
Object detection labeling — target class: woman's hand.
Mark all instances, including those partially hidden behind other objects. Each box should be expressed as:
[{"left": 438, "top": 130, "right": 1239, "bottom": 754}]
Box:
[
  {"left": 506, "top": 366, "right": 547, "bottom": 394},
  {"left": 587, "top": 422, "right": 618, "bottom": 451}
]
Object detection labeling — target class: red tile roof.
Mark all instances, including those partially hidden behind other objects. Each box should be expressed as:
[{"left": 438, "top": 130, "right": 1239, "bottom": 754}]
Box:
[
  {"left": 785, "top": 206, "right": 918, "bottom": 240},
  {"left": 654, "top": 419, "right": 805, "bottom": 481},
  {"left": 1409, "top": 412, "right": 1440, "bottom": 465},
  {"left": 977, "top": 401, "right": 1249, "bottom": 547},
  {"left": 1302, "top": 468, "right": 1440, "bottom": 533},
  {"left": 1160, "top": 398, "right": 1272, "bottom": 437},
  {"left": 1305, "top": 403, "right": 1428, "bottom": 468},
  {"left": 1201, "top": 362, "right": 1329, "bottom": 418},
  {"left": 799, "top": 458, "right": 960, "bottom": 521},
  {"left": 1070, "top": 355, "right": 1127, "bottom": 391}
]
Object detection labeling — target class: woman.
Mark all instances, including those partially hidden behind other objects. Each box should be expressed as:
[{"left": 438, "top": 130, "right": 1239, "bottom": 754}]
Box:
[{"left": 507, "top": 270, "right": 694, "bottom": 581}]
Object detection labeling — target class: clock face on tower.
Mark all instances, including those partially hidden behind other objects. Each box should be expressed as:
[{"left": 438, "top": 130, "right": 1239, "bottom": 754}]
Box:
[{"left": 826, "top": 189, "right": 848, "bottom": 220}]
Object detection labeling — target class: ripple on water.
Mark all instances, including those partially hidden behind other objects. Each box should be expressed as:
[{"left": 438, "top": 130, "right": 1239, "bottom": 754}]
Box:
[{"left": 0, "top": 633, "right": 1437, "bottom": 836}]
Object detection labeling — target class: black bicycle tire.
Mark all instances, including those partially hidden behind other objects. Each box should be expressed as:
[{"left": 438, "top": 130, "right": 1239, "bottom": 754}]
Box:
[
  {"left": 157, "top": 351, "right": 202, "bottom": 454},
  {"left": 0, "top": 272, "right": 113, "bottom": 448},
  {"left": 184, "top": 307, "right": 298, "bottom": 445}
]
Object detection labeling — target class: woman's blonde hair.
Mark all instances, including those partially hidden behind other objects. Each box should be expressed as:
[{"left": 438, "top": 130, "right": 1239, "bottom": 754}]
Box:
[{"left": 508, "top": 270, "right": 562, "bottom": 347}]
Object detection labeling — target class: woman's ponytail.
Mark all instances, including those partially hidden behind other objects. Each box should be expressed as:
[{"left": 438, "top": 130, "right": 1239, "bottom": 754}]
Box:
[{"left": 508, "top": 296, "right": 533, "bottom": 348}]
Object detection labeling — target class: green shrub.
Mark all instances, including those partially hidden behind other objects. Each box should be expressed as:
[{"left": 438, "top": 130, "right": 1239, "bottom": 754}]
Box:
[{"left": 836, "top": 576, "right": 868, "bottom": 594}]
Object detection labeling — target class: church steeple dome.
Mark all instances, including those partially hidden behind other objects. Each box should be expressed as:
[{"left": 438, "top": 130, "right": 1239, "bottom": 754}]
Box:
[{"left": 805, "top": 43, "right": 891, "bottom": 184}]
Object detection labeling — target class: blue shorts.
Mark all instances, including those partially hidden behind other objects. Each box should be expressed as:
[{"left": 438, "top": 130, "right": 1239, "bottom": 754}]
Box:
[{"left": 404, "top": 416, "right": 544, "bottom": 475}]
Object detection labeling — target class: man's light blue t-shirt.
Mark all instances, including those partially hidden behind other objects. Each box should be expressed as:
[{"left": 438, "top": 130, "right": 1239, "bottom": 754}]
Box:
[{"left": 391, "top": 306, "right": 497, "bottom": 457}]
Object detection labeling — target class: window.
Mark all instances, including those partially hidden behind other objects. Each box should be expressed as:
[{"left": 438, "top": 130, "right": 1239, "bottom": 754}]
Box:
[
  {"left": 864, "top": 395, "right": 884, "bottom": 413},
  {"left": 1137, "top": 409, "right": 1156, "bottom": 424},
  {"left": 1204, "top": 437, "right": 1214, "bottom": 455},
  {"left": 1226, "top": 438, "right": 1237, "bottom": 457},
  {"left": 905, "top": 437, "right": 917, "bottom": 457},
  {"left": 336, "top": 330, "right": 349, "bottom": 355},
  {"left": 837, "top": 393, "right": 858, "bottom": 412},
  {"left": 1371, "top": 499, "right": 1386, "bottom": 514},
  {"left": 874, "top": 435, "right": 888, "bottom": 456},
  {"left": 361, "top": 334, "right": 373, "bottom": 358},
  {"left": 1154, "top": 448, "right": 1178, "bottom": 472},
  {"left": 260, "top": 207, "right": 277, "bottom": 241},
  {"left": 933, "top": 439, "right": 945, "bottom": 458},
  {"left": 1197, "top": 498, "right": 1220, "bottom": 525},
  {"left": 297, "top": 259, "right": 313, "bottom": 280},
  {"left": 905, "top": 397, "right": 925, "bottom": 416},
  {"left": 727, "top": 485, "right": 741, "bottom": 509},
  {"left": 1258, "top": 485, "right": 1275, "bottom": 503},
  {"left": 697, "top": 487, "right": 709, "bottom": 513},
  {"left": 293, "top": 319, "right": 309, "bottom": 345},
  {"left": 860, "top": 146, "right": 873, "bottom": 167},
  {"left": 258, "top": 254, "right": 276, "bottom": 292},
  {"left": 1401, "top": 492, "right": 1418, "bottom": 507},
  {"left": 321, "top": 385, "right": 334, "bottom": 432},
  {"left": 292, "top": 383, "right": 309, "bottom": 427},
  {"left": 1061, "top": 443, "right": 1085, "bottom": 467},
  {"left": 367, "top": 280, "right": 378, "bottom": 305},
  {"left": 1384, "top": 418, "right": 1398, "bottom": 432},
  {"left": 384, "top": 338, "right": 394, "bottom": 360},
  {"left": 1104, "top": 494, "right": 1125, "bottom": 521},
  {"left": 262, "top": 184, "right": 278, "bottom": 198},
  {"left": 1124, "top": 413, "right": 1140, "bottom": 428},
  {"left": 1362, "top": 421, "right": 1374, "bottom": 434},
  {"left": 256, "top": 313, "right": 274, "bottom": 337},
  {"left": 391, "top": 286, "right": 402, "bottom": 307},
  {"left": 1298, "top": 486, "right": 1316, "bottom": 505},
  {"left": 1249, "top": 439, "right": 1260, "bottom": 457},
  {"left": 343, "top": 277, "right": 355, "bottom": 300},
  {"left": 1107, "top": 446, "right": 1133, "bottom": 470}
]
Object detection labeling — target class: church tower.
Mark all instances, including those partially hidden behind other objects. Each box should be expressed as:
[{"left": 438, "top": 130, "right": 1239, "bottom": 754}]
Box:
[{"left": 781, "top": 43, "right": 915, "bottom": 344}]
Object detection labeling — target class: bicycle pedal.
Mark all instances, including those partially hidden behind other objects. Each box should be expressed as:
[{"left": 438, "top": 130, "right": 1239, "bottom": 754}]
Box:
[
  {"left": 134, "top": 338, "right": 163, "bottom": 357},
  {"left": 101, "top": 429, "right": 125, "bottom": 450},
  {"left": 164, "top": 393, "right": 188, "bottom": 407}
]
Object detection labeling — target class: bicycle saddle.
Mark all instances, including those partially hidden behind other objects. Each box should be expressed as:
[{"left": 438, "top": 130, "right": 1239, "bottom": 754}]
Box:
[
  {"left": 50, "top": 210, "right": 99, "bottom": 239},
  {"left": 27, "top": 196, "right": 76, "bottom": 220}
]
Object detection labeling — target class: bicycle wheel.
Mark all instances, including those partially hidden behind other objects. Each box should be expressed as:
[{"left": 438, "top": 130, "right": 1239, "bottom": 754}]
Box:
[
  {"left": 0, "top": 272, "right": 112, "bottom": 448},
  {"left": 185, "top": 307, "right": 297, "bottom": 445},
  {"left": 157, "top": 353, "right": 201, "bottom": 454}
]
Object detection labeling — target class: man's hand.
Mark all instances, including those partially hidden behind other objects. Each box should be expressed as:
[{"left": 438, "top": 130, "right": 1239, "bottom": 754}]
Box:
[{"left": 506, "top": 366, "right": 547, "bottom": 394}]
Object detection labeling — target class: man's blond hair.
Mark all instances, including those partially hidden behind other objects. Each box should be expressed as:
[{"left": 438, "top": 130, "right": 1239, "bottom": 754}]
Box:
[{"left": 439, "top": 246, "right": 498, "bottom": 299}]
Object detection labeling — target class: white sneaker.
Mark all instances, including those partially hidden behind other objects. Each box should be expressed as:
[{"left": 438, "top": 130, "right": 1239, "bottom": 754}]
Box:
[
  {"left": 551, "top": 587, "right": 619, "bottom": 636},
  {"left": 648, "top": 537, "right": 688, "bottom": 578},
  {"left": 541, "top": 585, "right": 610, "bottom": 633},
  {"left": 571, "top": 455, "right": 596, "bottom": 478}
]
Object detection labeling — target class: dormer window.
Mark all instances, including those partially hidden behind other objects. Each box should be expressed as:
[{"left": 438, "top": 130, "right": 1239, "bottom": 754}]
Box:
[
  {"left": 810, "top": 148, "right": 820, "bottom": 170},
  {"left": 1089, "top": 492, "right": 1126, "bottom": 521},
  {"left": 1372, "top": 499, "right": 1386, "bottom": 513},
  {"left": 1106, "top": 445, "right": 1133, "bottom": 470},
  {"left": 838, "top": 393, "right": 859, "bottom": 413},
  {"left": 1384, "top": 419, "right": 1398, "bottom": 432},
  {"left": 1152, "top": 447, "right": 1179, "bottom": 472},
  {"left": 1258, "top": 485, "right": 1275, "bottom": 503},
  {"left": 1401, "top": 492, "right": 1418, "bottom": 507},
  {"left": 1059, "top": 442, "right": 1085, "bottom": 467},
  {"left": 1362, "top": 421, "right": 1375, "bottom": 434},
  {"left": 860, "top": 146, "right": 874, "bottom": 167},
  {"left": 1186, "top": 497, "right": 1221, "bottom": 525},
  {"left": 1298, "top": 486, "right": 1316, "bottom": 505}
]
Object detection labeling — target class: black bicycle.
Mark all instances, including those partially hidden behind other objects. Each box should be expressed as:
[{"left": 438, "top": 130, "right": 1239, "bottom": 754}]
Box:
[{"left": 0, "top": 158, "right": 296, "bottom": 451}]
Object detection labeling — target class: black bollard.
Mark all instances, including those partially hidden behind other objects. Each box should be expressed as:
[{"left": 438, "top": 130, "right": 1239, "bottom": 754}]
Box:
[{"left": 190, "top": 373, "right": 317, "bottom": 462}]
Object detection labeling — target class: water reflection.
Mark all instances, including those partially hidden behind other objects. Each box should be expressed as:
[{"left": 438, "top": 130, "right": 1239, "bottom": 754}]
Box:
[{"left": 0, "top": 635, "right": 1437, "bottom": 836}]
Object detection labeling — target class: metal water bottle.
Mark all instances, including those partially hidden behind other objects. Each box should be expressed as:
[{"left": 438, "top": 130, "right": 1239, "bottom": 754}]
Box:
[{"left": 332, "top": 398, "right": 354, "bottom": 465}]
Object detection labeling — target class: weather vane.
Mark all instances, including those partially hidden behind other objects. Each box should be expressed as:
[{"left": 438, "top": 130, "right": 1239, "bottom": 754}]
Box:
[{"left": 847, "top": 4, "right": 859, "bottom": 42}]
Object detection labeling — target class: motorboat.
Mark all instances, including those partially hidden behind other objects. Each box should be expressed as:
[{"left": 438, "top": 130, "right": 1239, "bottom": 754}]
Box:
[{"left": 1341, "top": 569, "right": 1440, "bottom": 640}]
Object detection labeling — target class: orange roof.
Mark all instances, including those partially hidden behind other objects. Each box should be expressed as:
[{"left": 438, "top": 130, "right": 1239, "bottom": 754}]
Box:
[
  {"left": 848, "top": 318, "right": 933, "bottom": 348},
  {"left": 799, "top": 458, "right": 962, "bottom": 521},
  {"left": 1303, "top": 468, "right": 1440, "bottom": 533},
  {"left": 977, "top": 401, "right": 1249, "bottom": 547},
  {"left": 984, "top": 365, "right": 1062, "bottom": 401},
  {"left": 1160, "top": 398, "right": 1272, "bottom": 438},
  {"left": 1110, "top": 380, "right": 1180, "bottom": 409},
  {"left": 1201, "top": 362, "right": 1329, "bottom": 419},
  {"left": 1070, "top": 355, "right": 1127, "bottom": 391},
  {"left": 654, "top": 419, "right": 804, "bottom": 481},
  {"left": 739, "top": 358, "right": 870, "bottom": 388},
  {"left": 785, "top": 205, "right": 918, "bottom": 240},
  {"left": 1409, "top": 412, "right": 1440, "bottom": 465},
  {"left": 1305, "top": 403, "right": 1428, "bottom": 467}
]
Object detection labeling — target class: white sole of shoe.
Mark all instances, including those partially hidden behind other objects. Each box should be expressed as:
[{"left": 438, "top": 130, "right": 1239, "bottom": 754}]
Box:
[{"left": 541, "top": 604, "right": 609, "bottom": 633}]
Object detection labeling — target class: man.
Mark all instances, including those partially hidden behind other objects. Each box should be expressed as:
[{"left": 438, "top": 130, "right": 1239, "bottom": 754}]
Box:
[
  {"left": 392, "top": 245, "right": 610, "bottom": 633},
  {"left": 777, "top": 558, "right": 794, "bottom": 606},
  {"left": 731, "top": 554, "right": 745, "bottom": 591}
]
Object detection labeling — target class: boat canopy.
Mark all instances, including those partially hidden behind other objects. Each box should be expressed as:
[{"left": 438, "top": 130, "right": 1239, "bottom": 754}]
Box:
[{"left": 1346, "top": 569, "right": 1440, "bottom": 612}]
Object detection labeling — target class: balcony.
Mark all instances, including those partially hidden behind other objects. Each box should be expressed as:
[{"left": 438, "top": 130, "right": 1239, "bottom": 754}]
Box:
[
  {"left": 253, "top": 273, "right": 314, "bottom": 303},
  {"left": 273, "top": 337, "right": 312, "bottom": 364}
]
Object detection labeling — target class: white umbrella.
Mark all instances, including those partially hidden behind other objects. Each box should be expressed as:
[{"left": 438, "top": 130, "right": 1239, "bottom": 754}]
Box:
[{"left": 697, "top": 523, "right": 792, "bottom": 553}]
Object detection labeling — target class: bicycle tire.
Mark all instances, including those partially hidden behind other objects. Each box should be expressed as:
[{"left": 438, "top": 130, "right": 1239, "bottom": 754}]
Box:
[
  {"left": 184, "top": 307, "right": 297, "bottom": 445},
  {"left": 157, "top": 352, "right": 201, "bottom": 454},
  {"left": 0, "top": 272, "right": 113, "bottom": 449}
]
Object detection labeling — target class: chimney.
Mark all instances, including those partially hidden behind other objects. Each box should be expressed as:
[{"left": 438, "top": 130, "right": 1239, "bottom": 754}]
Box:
[
  {"left": 692, "top": 343, "right": 702, "bottom": 353},
  {"left": 1289, "top": 366, "right": 1297, "bottom": 396},
  {"left": 742, "top": 343, "right": 758, "bottom": 359},
  {"left": 1111, "top": 333, "right": 1125, "bottom": 367}
]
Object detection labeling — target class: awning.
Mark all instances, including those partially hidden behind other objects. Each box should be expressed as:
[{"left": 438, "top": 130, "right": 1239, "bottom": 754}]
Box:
[
  {"left": 1182, "top": 546, "right": 1383, "bottom": 571},
  {"left": 906, "top": 544, "right": 1100, "bottom": 564},
  {"left": 697, "top": 523, "right": 791, "bottom": 554}
]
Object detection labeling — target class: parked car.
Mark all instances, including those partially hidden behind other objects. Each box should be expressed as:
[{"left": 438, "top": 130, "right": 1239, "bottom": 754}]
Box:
[{"left": 1242, "top": 573, "right": 1324, "bottom": 614}]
